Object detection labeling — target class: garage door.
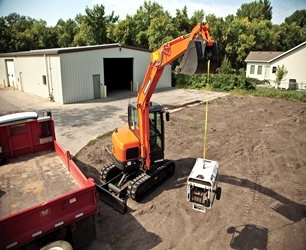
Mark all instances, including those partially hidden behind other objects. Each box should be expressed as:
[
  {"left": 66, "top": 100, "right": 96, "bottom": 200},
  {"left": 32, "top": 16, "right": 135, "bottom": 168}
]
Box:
[{"left": 103, "top": 58, "right": 133, "bottom": 92}]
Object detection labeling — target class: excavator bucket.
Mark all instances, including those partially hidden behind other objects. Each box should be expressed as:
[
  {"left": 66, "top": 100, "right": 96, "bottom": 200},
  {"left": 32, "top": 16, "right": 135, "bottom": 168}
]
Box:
[{"left": 176, "top": 39, "right": 218, "bottom": 75}]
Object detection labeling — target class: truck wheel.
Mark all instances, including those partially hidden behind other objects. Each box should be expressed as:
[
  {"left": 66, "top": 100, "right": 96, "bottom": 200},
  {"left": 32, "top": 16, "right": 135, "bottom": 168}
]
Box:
[
  {"left": 216, "top": 187, "right": 222, "bottom": 200},
  {"left": 40, "top": 240, "right": 73, "bottom": 250}
]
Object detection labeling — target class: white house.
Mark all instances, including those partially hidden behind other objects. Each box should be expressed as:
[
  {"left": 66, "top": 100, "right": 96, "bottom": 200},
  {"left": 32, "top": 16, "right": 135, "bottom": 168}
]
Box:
[
  {"left": 245, "top": 41, "right": 306, "bottom": 89},
  {"left": 0, "top": 44, "right": 172, "bottom": 104}
]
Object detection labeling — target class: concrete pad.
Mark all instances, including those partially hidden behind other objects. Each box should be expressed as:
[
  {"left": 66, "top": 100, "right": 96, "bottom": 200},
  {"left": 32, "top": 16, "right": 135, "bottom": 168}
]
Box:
[{"left": 0, "top": 87, "right": 228, "bottom": 156}]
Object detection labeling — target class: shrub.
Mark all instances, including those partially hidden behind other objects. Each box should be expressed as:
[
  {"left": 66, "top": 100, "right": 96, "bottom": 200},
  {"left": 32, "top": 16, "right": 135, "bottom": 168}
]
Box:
[
  {"left": 172, "top": 71, "right": 306, "bottom": 102},
  {"left": 173, "top": 72, "right": 259, "bottom": 91}
]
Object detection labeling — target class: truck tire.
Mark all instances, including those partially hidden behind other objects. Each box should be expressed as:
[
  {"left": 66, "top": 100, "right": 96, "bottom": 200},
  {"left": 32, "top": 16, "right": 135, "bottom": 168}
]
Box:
[{"left": 40, "top": 240, "right": 73, "bottom": 250}]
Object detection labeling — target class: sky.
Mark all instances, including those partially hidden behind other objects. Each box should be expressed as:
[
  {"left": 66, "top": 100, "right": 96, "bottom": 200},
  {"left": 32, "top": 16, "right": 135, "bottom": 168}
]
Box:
[{"left": 0, "top": 0, "right": 305, "bottom": 26}]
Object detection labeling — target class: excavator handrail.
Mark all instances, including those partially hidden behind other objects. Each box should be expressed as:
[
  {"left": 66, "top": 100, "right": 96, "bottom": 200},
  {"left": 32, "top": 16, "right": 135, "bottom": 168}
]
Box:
[{"left": 136, "top": 22, "right": 216, "bottom": 170}]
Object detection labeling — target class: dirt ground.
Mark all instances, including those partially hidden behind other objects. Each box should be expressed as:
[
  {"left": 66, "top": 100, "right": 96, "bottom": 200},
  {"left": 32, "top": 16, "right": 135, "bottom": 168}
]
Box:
[{"left": 75, "top": 94, "right": 306, "bottom": 250}]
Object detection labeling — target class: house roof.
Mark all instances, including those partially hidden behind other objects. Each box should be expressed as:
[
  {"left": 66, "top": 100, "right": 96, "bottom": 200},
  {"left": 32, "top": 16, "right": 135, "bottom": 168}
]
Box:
[
  {"left": 245, "top": 51, "right": 284, "bottom": 62},
  {"left": 0, "top": 43, "right": 150, "bottom": 57},
  {"left": 245, "top": 41, "right": 306, "bottom": 63}
]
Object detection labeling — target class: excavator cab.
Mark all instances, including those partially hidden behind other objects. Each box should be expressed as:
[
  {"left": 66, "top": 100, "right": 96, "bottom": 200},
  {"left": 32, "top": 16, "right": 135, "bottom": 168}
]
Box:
[
  {"left": 176, "top": 39, "right": 218, "bottom": 75},
  {"left": 127, "top": 102, "right": 166, "bottom": 164},
  {"left": 149, "top": 103, "right": 167, "bottom": 163}
]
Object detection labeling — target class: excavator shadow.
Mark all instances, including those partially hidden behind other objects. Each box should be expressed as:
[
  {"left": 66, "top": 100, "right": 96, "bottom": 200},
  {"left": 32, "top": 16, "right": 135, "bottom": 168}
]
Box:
[
  {"left": 73, "top": 158, "right": 162, "bottom": 249},
  {"left": 219, "top": 174, "right": 306, "bottom": 223},
  {"left": 140, "top": 157, "right": 306, "bottom": 223},
  {"left": 86, "top": 201, "right": 162, "bottom": 249},
  {"left": 227, "top": 224, "right": 268, "bottom": 250}
]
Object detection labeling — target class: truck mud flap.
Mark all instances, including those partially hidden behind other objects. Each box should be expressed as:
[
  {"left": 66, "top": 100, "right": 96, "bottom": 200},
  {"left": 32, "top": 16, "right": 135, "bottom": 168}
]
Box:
[
  {"left": 176, "top": 39, "right": 218, "bottom": 75},
  {"left": 96, "top": 184, "right": 127, "bottom": 214}
]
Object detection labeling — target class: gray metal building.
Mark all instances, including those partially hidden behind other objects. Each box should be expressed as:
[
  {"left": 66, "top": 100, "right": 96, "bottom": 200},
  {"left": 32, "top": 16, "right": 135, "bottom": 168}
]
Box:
[{"left": 0, "top": 44, "right": 172, "bottom": 104}]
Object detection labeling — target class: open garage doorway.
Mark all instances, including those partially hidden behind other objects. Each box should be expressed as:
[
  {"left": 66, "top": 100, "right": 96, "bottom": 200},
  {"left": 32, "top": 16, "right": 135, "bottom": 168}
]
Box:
[{"left": 103, "top": 58, "right": 133, "bottom": 95}]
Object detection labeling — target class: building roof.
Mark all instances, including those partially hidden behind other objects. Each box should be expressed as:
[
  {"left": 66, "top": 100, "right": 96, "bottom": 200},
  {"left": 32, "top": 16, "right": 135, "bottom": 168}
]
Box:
[
  {"left": 0, "top": 43, "right": 150, "bottom": 57},
  {"left": 245, "top": 41, "right": 306, "bottom": 63},
  {"left": 245, "top": 51, "right": 284, "bottom": 62}
]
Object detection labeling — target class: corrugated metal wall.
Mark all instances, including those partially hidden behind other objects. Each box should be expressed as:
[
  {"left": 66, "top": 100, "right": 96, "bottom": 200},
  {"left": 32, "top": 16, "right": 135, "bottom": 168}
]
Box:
[
  {"left": 0, "top": 56, "right": 63, "bottom": 102},
  {"left": 0, "top": 46, "right": 172, "bottom": 104},
  {"left": 60, "top": 47, "right": 171, "bottom": 104}
]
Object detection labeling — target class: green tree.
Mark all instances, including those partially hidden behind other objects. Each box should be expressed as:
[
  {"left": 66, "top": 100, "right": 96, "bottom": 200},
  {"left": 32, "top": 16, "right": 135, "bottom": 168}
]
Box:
[
  {"left": 147, "top": 14, "right": 176, "bottom": 50},
  {"left": 56, "top": 18, "right": 78, "bottom": 47},
  {"left": 172, "top": 6, "right": 192, "bottom": 34},
  {"left": 83, "top": 4, "right": 119, "bottom": 45},
  {"left": 236, "top": 0, "right": 272, "bottom": 21},
  {"left": 0, "top": 17, "right": 11, "bottom": 52},
  {"left": 107, "top": 15, "right": 137, "bottom": 46},
  {"left": 285, "top": 9, "right": 306, "bottom": 28},
  {"left": 5, "top": 13, "right": 36, "bottom": 51},
  {"left": 30, "top": 20, "right": 58, "bottom": 49},
  {"left": 251, "top": 19, "right": 274, "bottom": 51},
  {"left": 73, "top": 17, "right": 94, "bottom": 46},
  {"left": 190, "top": 10, "right": 205, "bottom": 26},
  {"left": 275, "top": 65, "right": 288, "bottom": 87},
  {"left": 276, "top": 22, "right": 306, "bottom": 51},
  {"left": 133, "top": 1, "right": 167, "bottom": 48},
  {"left": 224, "top": 18, "right": 256, "bottom": 69}
]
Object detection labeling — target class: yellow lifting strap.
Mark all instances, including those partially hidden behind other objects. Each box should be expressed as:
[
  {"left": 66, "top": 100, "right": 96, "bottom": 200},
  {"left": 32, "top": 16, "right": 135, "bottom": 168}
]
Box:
[{"left": 203, "top": 60, "right": 210, "bottom": 159}]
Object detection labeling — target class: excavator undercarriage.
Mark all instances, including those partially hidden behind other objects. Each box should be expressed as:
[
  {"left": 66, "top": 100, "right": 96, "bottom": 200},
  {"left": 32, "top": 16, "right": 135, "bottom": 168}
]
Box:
[{"left": 97, "top": 160, "right": 175, "bottom": 213}]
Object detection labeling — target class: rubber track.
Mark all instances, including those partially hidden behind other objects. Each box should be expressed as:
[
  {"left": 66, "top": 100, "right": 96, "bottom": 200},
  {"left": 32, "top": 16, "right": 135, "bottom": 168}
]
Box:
[
  {"left": 100, "top": 163, "right": 118, "bottom": 183},
  {"left": 127, "top": 160, "right": 175, "bottom": 201}
]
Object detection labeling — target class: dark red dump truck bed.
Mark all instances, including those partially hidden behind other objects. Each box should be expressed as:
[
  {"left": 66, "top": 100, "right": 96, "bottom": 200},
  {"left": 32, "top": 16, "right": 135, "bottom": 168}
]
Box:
[{"left": 0, "top": 112, "right": 97, "bottom": 249}]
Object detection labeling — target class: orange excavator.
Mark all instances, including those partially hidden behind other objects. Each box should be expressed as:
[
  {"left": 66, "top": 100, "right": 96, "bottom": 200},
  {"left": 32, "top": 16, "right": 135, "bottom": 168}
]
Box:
[{"left": 97, "top": 22, "right": 218, "bottom": 213}]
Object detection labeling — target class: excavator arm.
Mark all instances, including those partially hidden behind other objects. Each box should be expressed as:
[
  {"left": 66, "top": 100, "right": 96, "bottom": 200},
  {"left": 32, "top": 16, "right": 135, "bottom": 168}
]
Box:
[{"left": 137, "top": 22, "right": 218, "bottom": 170}]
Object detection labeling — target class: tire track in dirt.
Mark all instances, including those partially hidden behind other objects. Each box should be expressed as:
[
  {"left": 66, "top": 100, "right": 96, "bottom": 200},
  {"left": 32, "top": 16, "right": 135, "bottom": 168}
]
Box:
[
  {"left": 240, "top": 139, "right": 264, "bottom": 224},
  {"left": 241, "top": 169, "right": 263, "bottom": 224}
]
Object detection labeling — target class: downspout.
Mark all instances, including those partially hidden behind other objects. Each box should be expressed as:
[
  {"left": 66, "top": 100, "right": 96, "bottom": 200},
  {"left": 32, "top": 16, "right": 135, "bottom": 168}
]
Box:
[
  {"left": 44, "top": 54, "right": 54, "bottom": 101},
  {"left": 48, "top": 56, "right": 54, "bottom": 101}
]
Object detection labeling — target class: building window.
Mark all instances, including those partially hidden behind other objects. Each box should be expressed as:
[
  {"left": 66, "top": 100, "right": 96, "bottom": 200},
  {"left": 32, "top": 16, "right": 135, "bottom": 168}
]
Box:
[
  {"left": 42, "top": 75, "right": 47, "bottom": 85},
  {"left": 272, "top": 66, "right": 277, "bottom": 73},
  {"left": 250, "top": 65, "right": 255, "bottom": 74},
  {"left": 257, "top": 66, "right": 262, "bottom": 75}
]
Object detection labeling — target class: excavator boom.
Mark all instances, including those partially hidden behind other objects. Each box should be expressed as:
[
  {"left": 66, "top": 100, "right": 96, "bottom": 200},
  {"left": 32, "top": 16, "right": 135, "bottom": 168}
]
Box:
[{"left": 137, "top": 22, "right": 218, "bottom": 169}]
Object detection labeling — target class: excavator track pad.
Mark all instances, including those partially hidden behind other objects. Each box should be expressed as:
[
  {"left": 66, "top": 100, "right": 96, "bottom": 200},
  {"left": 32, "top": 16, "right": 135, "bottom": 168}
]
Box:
[
  {"left": 128, "top": 160, "right": 175, "bottom": 201},
  {"left": 97, "top": 160, "right": 175, "bottom": 214}
]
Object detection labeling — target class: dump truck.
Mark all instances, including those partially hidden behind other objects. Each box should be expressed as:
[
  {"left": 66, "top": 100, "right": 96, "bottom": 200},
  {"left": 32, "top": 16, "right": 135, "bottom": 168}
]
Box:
[{"left": 0, "top": 111, "right": 98, "bottom": 249}]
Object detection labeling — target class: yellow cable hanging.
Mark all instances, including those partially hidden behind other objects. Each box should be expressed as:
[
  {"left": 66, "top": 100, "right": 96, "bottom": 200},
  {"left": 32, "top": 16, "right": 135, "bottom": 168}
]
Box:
[
  {"left": 203, "top": 60, "right": 210, "bottom": 159},
  {"left": 203, "top": 96, "right": 209, "bottom": 159}
]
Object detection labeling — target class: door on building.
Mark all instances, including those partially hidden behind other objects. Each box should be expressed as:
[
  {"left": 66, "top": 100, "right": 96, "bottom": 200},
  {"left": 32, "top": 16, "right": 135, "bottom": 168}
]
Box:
[
  {"left": 93, "top": 74, "right": 101, "bottom": 98},
  {"left": 264, "top": 66, "right": 270, "bottom": 80},
  {"left": 5, "top": 60, "right": 15, "bottom": 88}
]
